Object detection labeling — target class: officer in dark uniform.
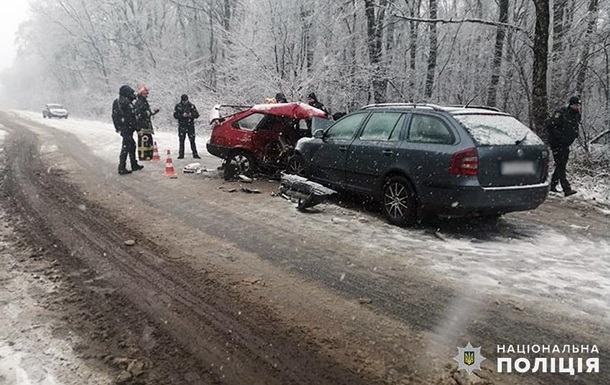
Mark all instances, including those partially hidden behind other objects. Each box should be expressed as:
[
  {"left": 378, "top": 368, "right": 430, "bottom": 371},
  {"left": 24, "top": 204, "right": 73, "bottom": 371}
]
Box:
[
  {"left": 305, "top": 92, "right": 329, "bottom": 135},
  {"left": 115, "top": 85, "right": 144, "bottom": 175},
  {"left": 546, "top": 96, "right": 581, "bottom": 197},
  {"left": 173, "top": 94, "right": 200, "bottom": 159}
]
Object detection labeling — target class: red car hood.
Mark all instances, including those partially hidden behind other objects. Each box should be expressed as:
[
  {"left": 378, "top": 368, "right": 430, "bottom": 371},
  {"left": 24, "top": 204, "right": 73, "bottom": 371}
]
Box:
[
  {"left": 249, "top": 102, "right": 327, "bottom": 119},
  {"left": 210, "top": 102, "right": 326, "bottom": 124}
]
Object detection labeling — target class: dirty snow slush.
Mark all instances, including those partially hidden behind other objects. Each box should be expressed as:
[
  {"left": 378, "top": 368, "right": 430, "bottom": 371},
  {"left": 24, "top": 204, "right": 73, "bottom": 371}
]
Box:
[{"left": 0, "top": 110, "right": 608, "bottom": 384}]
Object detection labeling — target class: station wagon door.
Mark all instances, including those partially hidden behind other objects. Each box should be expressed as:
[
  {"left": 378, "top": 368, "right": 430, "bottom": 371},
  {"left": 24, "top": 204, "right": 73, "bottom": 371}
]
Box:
[
  {"left": 399, "top": 113, "right": 458, "bottom": 195},
  {"left": 308, "top": 113, "right": 368, "bottom": 188},
  {"left": 344, "top": 112, "right": 407, "bottom": 195}
]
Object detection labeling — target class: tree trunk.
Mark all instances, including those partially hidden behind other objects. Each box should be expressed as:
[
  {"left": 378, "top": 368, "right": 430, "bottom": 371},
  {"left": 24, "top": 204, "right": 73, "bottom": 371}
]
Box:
[
  {"left": 486, "top": 0, "right": 509, "bottom": 107},
  {"left": 364, "top": 0, "right": 388, "bottom": 103},
  {"left": 407, "top": 0, "right": 422, "bottom": 101},
  {"left": 575, "top": 0, "right": 599, "bottom": 95},
  {"left": 531, "top": 0, "right": 550, "bottom": 140},
  {"left": 424, "top": 0, "right": 437, "bottom": 99},
  {"left": 550, "top": 0, "right": 567, "bottom": 105}
]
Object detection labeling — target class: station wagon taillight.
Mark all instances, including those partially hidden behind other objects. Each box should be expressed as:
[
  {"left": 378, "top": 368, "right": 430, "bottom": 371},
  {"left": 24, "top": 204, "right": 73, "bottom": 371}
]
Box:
[{"left": 450, "top": 148, "right": 478, "bottom": 176}]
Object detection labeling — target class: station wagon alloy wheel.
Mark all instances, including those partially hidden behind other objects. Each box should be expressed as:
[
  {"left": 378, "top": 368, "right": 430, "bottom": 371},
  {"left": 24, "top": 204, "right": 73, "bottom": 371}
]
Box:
[
  {"left": 286, "top": 154, "right": 307, "bottom": 176},
  {"left": 382, "top": 176, "right": 416, "bottom": 226}
]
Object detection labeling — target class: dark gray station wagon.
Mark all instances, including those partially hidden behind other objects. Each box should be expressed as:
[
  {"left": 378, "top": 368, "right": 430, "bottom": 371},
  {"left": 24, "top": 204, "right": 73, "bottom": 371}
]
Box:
[{"left": 288, "top": 103, "right": 550, "bottom": 226}]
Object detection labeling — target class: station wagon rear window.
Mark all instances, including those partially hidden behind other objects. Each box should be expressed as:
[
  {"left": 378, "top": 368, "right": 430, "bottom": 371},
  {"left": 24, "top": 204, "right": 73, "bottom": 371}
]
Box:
[{"left": 454, "top": 114, "right": 543, "bottom": 146}]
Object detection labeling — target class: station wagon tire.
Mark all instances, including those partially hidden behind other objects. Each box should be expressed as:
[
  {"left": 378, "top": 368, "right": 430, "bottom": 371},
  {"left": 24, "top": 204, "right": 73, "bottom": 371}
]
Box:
[
  {"left": 286, "top": 154, "right": 308, "bottom": 176},
  {"left": 382, "top": 176, "right": 417, "bottom": 227},
  {"left": 226, "top": 151, "right": 256, "bottom": 177}
]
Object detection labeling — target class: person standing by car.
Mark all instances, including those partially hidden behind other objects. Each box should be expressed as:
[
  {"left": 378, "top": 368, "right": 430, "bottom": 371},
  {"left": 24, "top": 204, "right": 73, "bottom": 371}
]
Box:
[
  {"left": 305, "top": 92, "right": 329, "bottom": 135},
  {"left": 275, "top": 93, "right": 288, "bottom": 103},
  {"left": 113, "top": 85, "right": 144, "bottom": 175},
  {"left": 546, "top": 95, "right": 581, "bottom": 197},
  {"left": 134, "top": 86, "right": 159, "bottom": 161},
  {"left": 306, "top": 92, "right": 328, "bottom": 114},
  {"left": 173, "top": 94, "right": 200, "bottom": 159}
]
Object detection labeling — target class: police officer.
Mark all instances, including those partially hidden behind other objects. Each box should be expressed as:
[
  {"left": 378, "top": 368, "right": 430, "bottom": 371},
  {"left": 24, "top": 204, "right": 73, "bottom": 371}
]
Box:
[
  {"left": 173, "top": 94, "right": 200, "bottom": 159},
  {"left": 114, "top": 85, "right": 144, "bottom": 175},
  {"left": 546, "top": 96, "right": 581, "bottom": 197}
]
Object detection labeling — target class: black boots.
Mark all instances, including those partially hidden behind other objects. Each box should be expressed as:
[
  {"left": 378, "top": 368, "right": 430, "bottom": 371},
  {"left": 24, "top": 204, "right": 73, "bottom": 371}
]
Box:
[
  {"left": 550, "top": 185, "right": 577, "bottom": 197},
  {"left": 118, "top": 165, "right": 143, "bottom": 175}
]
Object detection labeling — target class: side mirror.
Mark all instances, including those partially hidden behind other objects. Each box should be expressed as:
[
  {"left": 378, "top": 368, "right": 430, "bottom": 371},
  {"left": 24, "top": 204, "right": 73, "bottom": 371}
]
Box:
[
  {"left": 231, "top": 121, "right": 240, "bottom": 129},
  {"left": 313, "top": 129, "right": 325, "bottom": 139}
]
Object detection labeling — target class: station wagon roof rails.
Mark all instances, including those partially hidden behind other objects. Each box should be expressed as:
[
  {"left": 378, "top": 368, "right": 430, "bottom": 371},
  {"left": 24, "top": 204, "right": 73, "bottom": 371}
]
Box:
[
  {"left": 361, "top": 103, "right": 444, "bottom": 110},
  {"left": 452, "top": 105, "right": 502, "bottom": 112}
]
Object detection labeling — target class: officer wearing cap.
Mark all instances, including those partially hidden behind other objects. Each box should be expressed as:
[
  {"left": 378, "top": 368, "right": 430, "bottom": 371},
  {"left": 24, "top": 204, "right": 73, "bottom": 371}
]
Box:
[
  {"left": 546, "top": 95, "right": 582, "bottom": 197},
  {"left": 173, "top": 94, "right": 200, "bottom": 159}
]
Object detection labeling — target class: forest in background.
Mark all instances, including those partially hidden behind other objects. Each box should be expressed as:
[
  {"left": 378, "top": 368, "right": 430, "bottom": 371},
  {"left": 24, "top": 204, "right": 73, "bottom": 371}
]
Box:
[{"left": 0, "top": 0, "right": 609, "bottom": 143}]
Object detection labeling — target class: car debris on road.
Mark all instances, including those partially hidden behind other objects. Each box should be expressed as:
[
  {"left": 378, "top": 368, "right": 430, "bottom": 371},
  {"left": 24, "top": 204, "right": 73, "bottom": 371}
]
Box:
[{"left": 279, "top": 173, "right": 337, "bottom": 211}]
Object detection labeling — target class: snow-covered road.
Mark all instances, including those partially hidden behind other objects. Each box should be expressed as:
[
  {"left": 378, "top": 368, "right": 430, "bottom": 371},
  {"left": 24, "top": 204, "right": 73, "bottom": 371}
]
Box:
[{"left": 9, "top": 110, "right": 610, "bottom": 325}]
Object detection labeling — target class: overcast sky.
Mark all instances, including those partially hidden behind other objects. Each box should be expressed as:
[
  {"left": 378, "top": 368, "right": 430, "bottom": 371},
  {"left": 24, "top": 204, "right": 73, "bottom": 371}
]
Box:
[{"left": 0, "top": 0, "right": 31, "bottom": 72}]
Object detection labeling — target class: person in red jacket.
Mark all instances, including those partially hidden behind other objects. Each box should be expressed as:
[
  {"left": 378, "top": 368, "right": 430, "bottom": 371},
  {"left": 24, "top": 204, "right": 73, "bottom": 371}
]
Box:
[{"left": 134, "top": 86, "right": 159, "bottom": 160}]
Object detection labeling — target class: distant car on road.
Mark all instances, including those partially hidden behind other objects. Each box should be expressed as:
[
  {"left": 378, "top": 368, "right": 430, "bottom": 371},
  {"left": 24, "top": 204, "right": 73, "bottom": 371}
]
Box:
[
  {"left": 43, "top": 104, "right": 69, "bottom": 119},
  {"left": 289, "top": 103, "right": 550, "bottom": 226}
]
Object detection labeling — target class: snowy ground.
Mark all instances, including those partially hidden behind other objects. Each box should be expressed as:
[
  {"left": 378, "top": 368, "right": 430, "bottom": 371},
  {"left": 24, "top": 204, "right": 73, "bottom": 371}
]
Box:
[{"left": 8, "top": 110, "right": 610, "bottom": 325}]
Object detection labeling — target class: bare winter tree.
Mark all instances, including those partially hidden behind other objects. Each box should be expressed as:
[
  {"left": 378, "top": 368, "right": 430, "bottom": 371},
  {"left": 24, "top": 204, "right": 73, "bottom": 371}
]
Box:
[
  {"left": 575, "top": 0, "right": 600, "bottom": 95},
  {"left": 424, "top": 0, "right": 437, "bottom": 99},
  {"left": 364, "top": 0, "right": 389, "bottom": 103},
  {"left": 486, "top": 0, "right": 509, "bottom": 107},
  {"left": 1, "top": 0, "right": 608, "bottom": 139},
  {"left": 531, "top": 0, "right": 550, "bottom": 139}
]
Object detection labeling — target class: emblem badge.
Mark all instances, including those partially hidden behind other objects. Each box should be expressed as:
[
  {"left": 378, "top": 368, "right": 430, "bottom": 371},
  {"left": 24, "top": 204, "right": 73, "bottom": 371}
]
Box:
[{"left": 454, "top": 342, "right": 486, "bottom": 375}]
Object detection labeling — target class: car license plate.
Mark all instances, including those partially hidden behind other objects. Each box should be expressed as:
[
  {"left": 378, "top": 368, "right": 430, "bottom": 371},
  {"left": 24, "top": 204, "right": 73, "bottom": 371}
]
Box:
[{"left": 501, "top": 161, "right": 535, "bottom": 175}]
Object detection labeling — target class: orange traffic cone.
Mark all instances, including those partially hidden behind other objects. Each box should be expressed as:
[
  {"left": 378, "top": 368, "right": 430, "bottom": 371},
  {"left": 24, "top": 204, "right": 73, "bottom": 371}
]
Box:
[
  {"left": 163, "top": 150, "right": 178, "bottom": 178},
  {"left": 151, "top": 142, "right": 161, "bottom": 163}
]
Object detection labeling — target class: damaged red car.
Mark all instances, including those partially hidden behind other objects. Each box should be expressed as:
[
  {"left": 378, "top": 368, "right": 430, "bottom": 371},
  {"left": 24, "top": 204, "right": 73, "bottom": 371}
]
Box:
[{"left": 206, "top": 102, "right": 329, "bottom": 175}]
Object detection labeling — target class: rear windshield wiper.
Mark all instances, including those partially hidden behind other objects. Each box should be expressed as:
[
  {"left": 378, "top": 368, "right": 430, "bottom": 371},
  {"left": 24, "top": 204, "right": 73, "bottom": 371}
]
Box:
[{"left": 515, "top": 131, "right": 528, "bottom": 145}]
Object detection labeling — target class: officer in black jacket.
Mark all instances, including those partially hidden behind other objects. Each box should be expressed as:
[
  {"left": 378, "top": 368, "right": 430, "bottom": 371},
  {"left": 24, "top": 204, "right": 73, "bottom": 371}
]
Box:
[
  {"left": 305, "top": 92, "right": 329, "bottom": 135},
  {"left": 173, "top": 94, "right": 200, "bottom": 159},
  {"left": 114, "top": 85, "right": 144, "bottom": 175},
  {"left": 546, "top": 96, "right": 581, "bottom": 197}
]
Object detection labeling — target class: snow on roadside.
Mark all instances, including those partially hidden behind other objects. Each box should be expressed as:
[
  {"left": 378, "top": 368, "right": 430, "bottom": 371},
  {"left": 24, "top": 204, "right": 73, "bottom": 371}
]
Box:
[
  {"left": 0, "top": 125, "right": 112, "bottom": 384},
  {"left": 10, "top": 110, "right": 610, "bottom": 324},
  {"left": 282, "top": 199, "right": 610, "bottom": 324},
  {"left": 11, "top": 110, "right": 215, "bottom": 168}
]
